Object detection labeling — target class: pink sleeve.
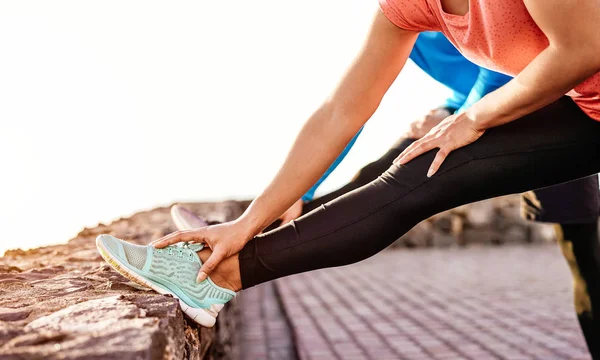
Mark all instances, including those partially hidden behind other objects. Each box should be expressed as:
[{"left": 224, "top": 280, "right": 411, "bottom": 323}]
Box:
[{"left": 378, "top": 0, "right": 440, "bottom": 32}]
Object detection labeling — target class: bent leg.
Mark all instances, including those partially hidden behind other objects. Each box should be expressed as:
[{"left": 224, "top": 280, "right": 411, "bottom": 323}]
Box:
[
  {"left": 239, "top": 97, "right": 600, "bottom": 288},
  {"left": 522, "top": 177, "right": 600, "bottom": 357},
  {"left": 522, "top": 176, "right": 599, "bottom": 224},
  {"left": 556, "top": 223, "right": 600, "bottom": 358},
  {"left": 303, "top": 138, "right": 415, "bottom": 213}
]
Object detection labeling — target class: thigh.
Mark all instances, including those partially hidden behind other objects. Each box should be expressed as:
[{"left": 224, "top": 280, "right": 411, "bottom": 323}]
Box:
[
  {"left": 521, "top": 175, "right": 600, "bottom": 224},
  {"left": 464, "top": 97, "right": 600, "bottom": 159}
]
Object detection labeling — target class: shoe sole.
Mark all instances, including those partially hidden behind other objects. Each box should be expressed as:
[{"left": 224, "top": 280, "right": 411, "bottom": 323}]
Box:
[{"left": 96, "top": 237, "right": 217, "bottom": 327}]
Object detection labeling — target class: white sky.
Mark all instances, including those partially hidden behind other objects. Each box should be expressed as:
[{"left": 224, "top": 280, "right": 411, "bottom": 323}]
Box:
[{"left": 0, "top": 1, "right": 450, "bottom": 255}]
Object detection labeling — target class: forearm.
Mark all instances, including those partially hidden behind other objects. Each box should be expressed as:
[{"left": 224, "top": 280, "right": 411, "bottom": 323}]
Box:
[
  {"left": 233, "top": 10, "right": 417, "bottom": 238},
  {"left": 241, "top": 104, "right": 365, "bottom": 234},
  {"left": 468, "top": 47, "right": 600, "bottom": 130}
]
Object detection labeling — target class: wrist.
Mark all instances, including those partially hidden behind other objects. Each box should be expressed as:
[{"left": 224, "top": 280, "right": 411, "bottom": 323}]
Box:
[
  {"left": 234, "top": 213, "right": 263, "bottom": 241},
  {"left": 465, "top": 104, "right": 492, "bottom": 131}
]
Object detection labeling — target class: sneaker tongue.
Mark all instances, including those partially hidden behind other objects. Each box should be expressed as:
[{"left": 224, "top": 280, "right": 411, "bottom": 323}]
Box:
[{"left": 176, "top": 242, "right": 205, "bottom": 265}]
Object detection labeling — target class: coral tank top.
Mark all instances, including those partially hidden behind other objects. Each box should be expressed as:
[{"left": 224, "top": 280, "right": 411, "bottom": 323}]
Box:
[{"left": 378, "top": 0, "right": 600, "bottom": 120}]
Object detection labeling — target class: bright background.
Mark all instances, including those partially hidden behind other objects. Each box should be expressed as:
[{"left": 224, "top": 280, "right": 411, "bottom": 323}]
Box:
[{"left": 0, "top": 1, "right": 451, "bottom": 256}]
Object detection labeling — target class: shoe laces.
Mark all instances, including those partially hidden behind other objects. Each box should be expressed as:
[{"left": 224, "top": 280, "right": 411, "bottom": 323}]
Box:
[{"left": 154, "top": 242, "right": 204, "bottom": 262}]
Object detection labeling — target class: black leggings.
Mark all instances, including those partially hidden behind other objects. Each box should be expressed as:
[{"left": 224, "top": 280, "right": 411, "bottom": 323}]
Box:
[
  {"left": 302, "top": 137, "right": 413, "bottom": 214},
  {"left": 238, "top": 97, "right": 600, "bottom": 288}
]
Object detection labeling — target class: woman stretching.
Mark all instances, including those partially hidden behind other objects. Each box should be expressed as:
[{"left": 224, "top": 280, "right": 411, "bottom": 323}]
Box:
[
  {"left": 96, "top": 0, "right": 600, "bottom": 355},
  {"left": 270, "top": 30, "right": 600, "bottom": 353}
]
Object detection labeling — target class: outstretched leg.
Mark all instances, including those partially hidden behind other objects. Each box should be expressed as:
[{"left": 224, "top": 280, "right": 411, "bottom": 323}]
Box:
[{"left": 235, "top": 97, "right": 600, "bottom": 288}]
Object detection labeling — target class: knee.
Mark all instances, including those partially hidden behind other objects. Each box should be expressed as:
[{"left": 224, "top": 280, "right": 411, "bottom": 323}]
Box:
[{"left": 351, "top": 162, "right": 385, "bottom": 186}]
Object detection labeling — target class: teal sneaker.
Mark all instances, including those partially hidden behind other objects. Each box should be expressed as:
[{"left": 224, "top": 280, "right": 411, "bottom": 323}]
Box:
[{"left": 96, "top": 234, "right": 236, "bottom": 327}]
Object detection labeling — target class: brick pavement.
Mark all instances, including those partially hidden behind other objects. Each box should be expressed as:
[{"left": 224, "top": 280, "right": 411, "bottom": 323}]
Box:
[
  {"left": 238, "top": 282, "right": 298, "bottom": 360},
  {"left": 274, "top": 244, "right": 592, "bottom": 360}
]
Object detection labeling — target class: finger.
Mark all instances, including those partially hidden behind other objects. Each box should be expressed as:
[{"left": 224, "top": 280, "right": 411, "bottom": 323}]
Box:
[
  {"left": 150, "top": 229, "right": 204, "bottom": 246},
  {"left": 196, "top": 248, "right": 228, "bottom": 283},
  {"left": 151, "top": 229, "right": 206, "bottom": 248},
  {"left": 396, "top": 139, "right": 438, "bottom": 165},
  {"left": 150, "top": 229, "right": 193, "bottom": 245},
  {"left": 394, "top": 139, "right": 422, "bottom": 164},
  {"left": 427, "top": 148, "right": 450, "bottom": 177},
  {"left": 150, "top": 231, "right": 187, "bottom": 247}
]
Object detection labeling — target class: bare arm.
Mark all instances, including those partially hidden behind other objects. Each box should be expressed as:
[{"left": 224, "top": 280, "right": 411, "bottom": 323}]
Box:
[
  {"left": 467, "top": 0, "right": 600, "bottom": 128},
  {"left": 241, "top": 11, "right": 417, "bottom": 235},
  {"left": 153, "top": 10, "right": 418, "bottom": 279},
  {"left": 397, "top": 0, "right": 600, "bottom": 176}
]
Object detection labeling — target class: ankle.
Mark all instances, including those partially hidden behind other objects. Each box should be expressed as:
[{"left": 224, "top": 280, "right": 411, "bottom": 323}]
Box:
[{"left": 197, "top": 249, "right": 243, "bottom": 292}]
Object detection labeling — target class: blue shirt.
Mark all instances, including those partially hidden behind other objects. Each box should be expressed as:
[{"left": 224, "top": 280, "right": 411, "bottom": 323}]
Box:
[{"left": 301, "top": 32, "right": 512, "bottom": 202}]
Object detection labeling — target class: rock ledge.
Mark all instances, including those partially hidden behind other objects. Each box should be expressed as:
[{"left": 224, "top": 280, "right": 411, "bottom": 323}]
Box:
[{"left": 0, "top": 202, "right": 246, "bottom": 360}]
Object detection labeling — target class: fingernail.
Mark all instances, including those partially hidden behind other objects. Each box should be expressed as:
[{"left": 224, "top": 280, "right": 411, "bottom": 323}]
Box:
[
  {"left": 427, "top": 169, "right": 434, "bottom": 177},
  {"left": 196, "top": 271, "right": 207, "bottom": 283}
]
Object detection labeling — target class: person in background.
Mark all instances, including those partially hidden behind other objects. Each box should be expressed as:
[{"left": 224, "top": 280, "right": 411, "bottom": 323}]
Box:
[{"left": 276, "top": 32, "right": 600, "bottom": 353}]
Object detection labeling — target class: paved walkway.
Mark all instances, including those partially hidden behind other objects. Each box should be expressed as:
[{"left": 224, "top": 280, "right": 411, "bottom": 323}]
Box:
[
  {"left": 241, "top": 244, "right": 592, "bottom": 360},
  {"left": 238, "top": 282, "right": 298, "bottom": 359}
]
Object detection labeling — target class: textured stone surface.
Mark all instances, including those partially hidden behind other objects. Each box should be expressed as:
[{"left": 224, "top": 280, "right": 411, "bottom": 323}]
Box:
[
  {"left": 0, "top": 202, "right": 248, "bottom": 360},
  {"left": 277, "top": 245, "right": 592, "bottom": 360},
  {"left": 9, "top": 295, "right": 182, "bottom": 360}
]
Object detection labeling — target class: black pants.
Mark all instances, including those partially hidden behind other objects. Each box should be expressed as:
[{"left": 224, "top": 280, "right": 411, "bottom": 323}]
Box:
[
  {"left": 303, "top": 140, "right": 600, "bottom": 223},
  {"left": 239, "top": 97, "right": 600, "bottom": 285}
]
